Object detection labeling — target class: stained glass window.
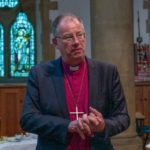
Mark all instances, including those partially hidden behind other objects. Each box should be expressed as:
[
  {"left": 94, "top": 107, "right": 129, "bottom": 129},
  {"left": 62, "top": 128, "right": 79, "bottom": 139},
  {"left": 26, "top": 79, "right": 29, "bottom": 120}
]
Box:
[
  {"left": 10, "top": 12, "right": 35, "bottom": 77},
  {"left": 0, "top": 0, "right": 18, "bottom": 8},
  {"left": 0, "top": 24, "right": 4, "bottom": 77}
]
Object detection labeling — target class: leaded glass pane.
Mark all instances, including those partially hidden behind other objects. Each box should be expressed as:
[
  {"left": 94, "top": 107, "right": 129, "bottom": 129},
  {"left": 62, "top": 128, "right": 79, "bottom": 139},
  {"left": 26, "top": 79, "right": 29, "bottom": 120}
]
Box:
[
  {"left": 0, "top": 0, "right": 18, "bottom": 8},
  {"left": 0, "top": 24, "right": 4, "bottom": 77},
  {"left": 10, "top": 12, "right": 35, "bottom": 77}
]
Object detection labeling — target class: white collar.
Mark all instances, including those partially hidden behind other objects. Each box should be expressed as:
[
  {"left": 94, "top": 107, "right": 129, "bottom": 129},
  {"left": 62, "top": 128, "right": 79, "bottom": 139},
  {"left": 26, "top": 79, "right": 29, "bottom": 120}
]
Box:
[{"left": 69, "top": 66, "right": 79, "bottom": 71}]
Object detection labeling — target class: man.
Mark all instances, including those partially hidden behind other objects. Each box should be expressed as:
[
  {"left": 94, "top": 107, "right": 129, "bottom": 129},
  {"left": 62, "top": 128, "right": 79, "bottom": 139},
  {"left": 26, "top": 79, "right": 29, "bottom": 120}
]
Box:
[{"left": 20, "top": 13, "right": 130, "bottom": 150}]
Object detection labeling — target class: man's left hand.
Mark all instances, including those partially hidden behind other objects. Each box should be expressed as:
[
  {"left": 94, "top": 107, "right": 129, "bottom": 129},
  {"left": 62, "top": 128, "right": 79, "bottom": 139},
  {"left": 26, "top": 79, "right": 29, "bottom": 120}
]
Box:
[{"left": 77, "top": 107, "right": 105, "bottom": 135}]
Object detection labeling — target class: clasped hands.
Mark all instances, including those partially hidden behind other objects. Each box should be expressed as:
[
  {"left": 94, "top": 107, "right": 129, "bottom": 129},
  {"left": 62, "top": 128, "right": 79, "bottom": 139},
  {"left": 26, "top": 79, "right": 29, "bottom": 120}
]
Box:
[{"left": 68, "top": 107, "right": 105, "bottom": 139}]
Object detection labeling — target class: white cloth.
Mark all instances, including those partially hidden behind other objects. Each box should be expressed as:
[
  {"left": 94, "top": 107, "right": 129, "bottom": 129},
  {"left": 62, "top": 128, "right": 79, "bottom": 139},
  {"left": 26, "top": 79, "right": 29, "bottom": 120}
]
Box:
[
  {"left": 28, "top": 133, "right": 37, "bottom": 139},
  {"left": 146, "top": 143, "right": 150, "bottom": 148},
  {"left": 0, "top": 139, "right": 37, "bottom": 150}
]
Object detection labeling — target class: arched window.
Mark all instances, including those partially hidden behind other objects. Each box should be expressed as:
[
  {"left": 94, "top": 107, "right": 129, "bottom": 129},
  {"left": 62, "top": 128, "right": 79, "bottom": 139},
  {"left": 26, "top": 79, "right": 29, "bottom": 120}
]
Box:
[
  {"left": 10, "top": 12, "right": 35, "bottom": 77},
  {"left": 0, "top": 0, "right": 18, "bottom": 8},
  {"left": 0, "top": 0, "right": 36, "bottom": 83},
  {"left": 0, "top": 24, "right": 4, "bottom": 77}
]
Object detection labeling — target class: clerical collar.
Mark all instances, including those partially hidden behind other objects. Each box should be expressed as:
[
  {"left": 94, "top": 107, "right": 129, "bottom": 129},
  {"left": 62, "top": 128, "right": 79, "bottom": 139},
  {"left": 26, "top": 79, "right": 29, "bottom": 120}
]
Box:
[
  {"left": 69, "top": 66, "right": 79, "bottom": 71},
  {"left": 62, "top": 59, "right": 85, "bottom": 72}
]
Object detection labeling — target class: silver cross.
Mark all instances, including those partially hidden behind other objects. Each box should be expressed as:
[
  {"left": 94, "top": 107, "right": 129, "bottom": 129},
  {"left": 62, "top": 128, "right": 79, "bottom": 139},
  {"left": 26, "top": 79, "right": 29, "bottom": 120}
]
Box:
[{"left": 70, "top": 106, "right": 84, "bottom": 120}]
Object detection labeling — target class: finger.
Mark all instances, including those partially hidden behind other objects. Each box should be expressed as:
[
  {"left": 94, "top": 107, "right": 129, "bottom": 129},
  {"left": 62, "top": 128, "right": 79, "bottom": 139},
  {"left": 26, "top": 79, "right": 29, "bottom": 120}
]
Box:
[
  {"left": 77, "top": 118, "right": 84, "bottom": 130},
  {"left": 82, "top": 114, "right": 90, "bottom": 126},
  {"left": 85, "top": 132, "right": 94, "bottom": 138},
  {"left": 68, "top": 120, "right": 78, "bottom": 133},
  {"left": 77, "top": 126, "right": 85, "bottom": 139},
  {"left": 82, "top": 122, "right": 92, "bottom": 135},
  {"left": 89, "top": 107, "right": 102, "bottom": 117},
  {"left": 70, "top": 128, "right": 76, "bottom": 133},
  {"left": 89, "top": 112, "right": 96, "bottom": 118},
  {"left": 96, "top": 116, "right": 105, "bottom": 132},
  {"left": 78, "top": 117, "right": 91, "bottom": 134},
  {"left": 90, "top": 113, "right": 102, "bottom": 123},
  {"left": 88, "top": 115, "right": 99, "bottom": 125},
  {"left": 96, "top": 116, "right": 102, "bottom": 123}
]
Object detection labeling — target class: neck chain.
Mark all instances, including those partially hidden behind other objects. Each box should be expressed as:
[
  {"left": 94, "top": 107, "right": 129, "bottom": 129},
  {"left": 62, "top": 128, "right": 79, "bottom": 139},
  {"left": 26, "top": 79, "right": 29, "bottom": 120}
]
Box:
[{"left": 63, "top": 62, "right": 86, "bottom": 120}]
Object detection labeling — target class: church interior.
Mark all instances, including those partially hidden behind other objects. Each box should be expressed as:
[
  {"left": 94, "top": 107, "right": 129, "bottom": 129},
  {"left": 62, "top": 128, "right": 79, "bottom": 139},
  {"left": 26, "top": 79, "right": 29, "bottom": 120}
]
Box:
[{"left": 0, "top": 0, "right": 150, "bottom": 150}]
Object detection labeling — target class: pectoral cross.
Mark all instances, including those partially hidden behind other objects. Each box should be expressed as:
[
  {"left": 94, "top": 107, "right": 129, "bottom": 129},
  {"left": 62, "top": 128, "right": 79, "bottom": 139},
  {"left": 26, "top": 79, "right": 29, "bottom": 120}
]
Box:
[{"left": 70, "top": 106, "right": 84, "bottom": 120}]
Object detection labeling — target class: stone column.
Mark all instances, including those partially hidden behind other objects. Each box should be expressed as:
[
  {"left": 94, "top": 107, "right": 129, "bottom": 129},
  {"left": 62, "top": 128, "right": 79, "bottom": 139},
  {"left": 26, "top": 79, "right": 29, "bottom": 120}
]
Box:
[
  {"left": 39, "top": 0, "right": 58, "bottom": 62},
  {"left": 90, "top": 0, "right": 142, "bottom": 149}
]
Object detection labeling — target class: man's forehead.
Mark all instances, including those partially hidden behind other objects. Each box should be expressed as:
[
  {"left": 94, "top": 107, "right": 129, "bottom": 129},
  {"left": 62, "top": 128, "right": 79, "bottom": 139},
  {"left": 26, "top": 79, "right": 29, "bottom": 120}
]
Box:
[
  {"left": 56, "top": 16, "right": 84, "bottom": 36},
  {"left": 59, "top": 17, "right": 81, "bottom": 28}
]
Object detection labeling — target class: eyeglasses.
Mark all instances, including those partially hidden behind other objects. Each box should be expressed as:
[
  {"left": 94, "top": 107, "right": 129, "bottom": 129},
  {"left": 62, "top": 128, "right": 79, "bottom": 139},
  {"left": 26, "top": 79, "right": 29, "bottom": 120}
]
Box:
[{"left": 55, "top": 31, "right": 86, "bottom": 43}]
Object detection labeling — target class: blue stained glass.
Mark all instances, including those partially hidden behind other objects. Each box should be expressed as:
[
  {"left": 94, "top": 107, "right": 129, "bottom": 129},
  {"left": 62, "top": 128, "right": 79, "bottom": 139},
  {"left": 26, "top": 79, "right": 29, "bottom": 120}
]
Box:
[
  {"left": 0, "top": 0, "right": 18, "bottom": 8},
  {"left": 10, "top": 12, "right": 35, "bottom": 77},
  {"left": 0, "top": 24, "right": 4, "bottom": 77}
]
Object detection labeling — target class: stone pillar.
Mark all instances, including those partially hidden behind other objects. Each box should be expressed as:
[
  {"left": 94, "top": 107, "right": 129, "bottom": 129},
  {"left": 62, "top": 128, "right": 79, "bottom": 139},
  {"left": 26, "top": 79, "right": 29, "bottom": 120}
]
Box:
[
  {"left": 39, "top": 0, "right": 58, "bottom": 62},
  {"left": 90, "top": 0, "right": 142, "bottom": 149}
]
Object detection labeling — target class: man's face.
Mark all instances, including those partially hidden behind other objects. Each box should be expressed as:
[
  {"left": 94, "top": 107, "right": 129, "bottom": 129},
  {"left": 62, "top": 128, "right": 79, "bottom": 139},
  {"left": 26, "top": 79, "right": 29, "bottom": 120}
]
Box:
[{"left": 53, "top": 17, "right": 86, "bottom": 66}]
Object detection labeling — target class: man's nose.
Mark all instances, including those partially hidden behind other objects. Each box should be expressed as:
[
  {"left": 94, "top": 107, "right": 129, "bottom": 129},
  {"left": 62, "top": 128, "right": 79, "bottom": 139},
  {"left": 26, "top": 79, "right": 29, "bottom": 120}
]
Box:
[{"left": 72, "top": 36, "right": 79, "bottom": 44}]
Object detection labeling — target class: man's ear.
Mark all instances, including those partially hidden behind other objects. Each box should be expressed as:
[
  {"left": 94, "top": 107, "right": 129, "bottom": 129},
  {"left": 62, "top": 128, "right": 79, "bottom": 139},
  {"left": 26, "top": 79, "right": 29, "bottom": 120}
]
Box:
[{"left": 52, "top": 38, "right": 58, "bottom": 48}]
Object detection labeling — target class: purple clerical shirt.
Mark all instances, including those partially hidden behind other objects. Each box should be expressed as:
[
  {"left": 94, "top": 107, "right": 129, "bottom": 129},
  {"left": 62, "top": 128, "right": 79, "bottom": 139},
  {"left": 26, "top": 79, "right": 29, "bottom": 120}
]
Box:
[{"left": 62, "top": 59, "right": 90, "bottom": 150}]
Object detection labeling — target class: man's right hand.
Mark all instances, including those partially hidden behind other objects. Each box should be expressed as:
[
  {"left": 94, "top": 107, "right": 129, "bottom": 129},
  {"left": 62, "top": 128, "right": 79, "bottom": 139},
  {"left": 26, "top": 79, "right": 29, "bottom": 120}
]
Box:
[
  {"left": 68, "top": 119, "right": 94, "bottom": 139},
  {"left": 68, "top": 120, "right": 86, "bottom": 139}
]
